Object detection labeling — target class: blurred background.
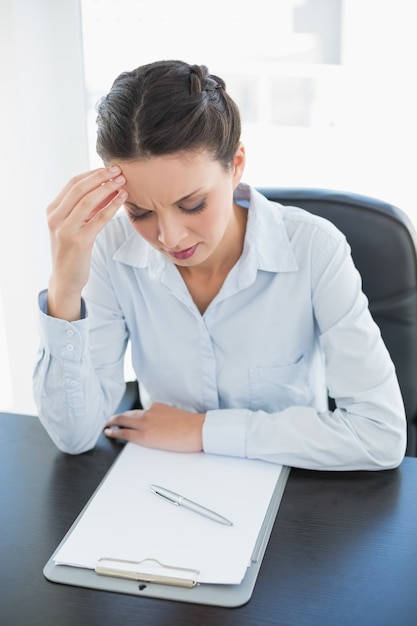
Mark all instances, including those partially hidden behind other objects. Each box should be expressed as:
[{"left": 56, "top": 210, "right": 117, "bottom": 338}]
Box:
[{"left": 1, "top": 0, "right": 416, "bottom": 415}]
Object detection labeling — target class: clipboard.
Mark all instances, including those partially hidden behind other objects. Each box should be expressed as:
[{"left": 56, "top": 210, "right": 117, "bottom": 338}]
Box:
[{"left": 43, "top": 445, "right": 289, "bottom": 608}]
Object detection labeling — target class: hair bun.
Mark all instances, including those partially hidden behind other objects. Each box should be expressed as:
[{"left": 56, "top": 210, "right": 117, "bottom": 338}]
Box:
[
  {"left": 189, "top": 64, "right": 205, "bottom": 93},
  {"left": 189, "top": 64, "right": 224, "bottom": 94}
]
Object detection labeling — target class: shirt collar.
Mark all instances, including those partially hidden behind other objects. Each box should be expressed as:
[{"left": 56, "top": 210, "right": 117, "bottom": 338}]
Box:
[
  {"left": 112, "top": 183, "right": 298, "bottom": 275},
  {"left": 238, "top": 183, "right": 298, "bottom": 273}
]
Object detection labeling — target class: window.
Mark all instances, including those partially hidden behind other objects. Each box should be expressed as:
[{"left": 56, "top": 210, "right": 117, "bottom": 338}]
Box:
[{"left": 81, "top": 0, "right": 417, "bottom": 220}]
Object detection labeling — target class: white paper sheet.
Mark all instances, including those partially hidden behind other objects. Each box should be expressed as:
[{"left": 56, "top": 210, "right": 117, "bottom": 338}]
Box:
[{"left": 54, "top": 444, "right": 284, "bottom": 584}]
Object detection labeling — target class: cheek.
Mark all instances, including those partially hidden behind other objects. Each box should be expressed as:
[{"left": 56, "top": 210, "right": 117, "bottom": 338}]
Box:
[
  {"left": 130, "top": 220, "right": 158, "bottom": 243},
  {"left": 197, "top": 197, "right": 230, "bottom": 229},
  {"left": 200, "top": 202, "right": 231, "bottom": 236},
  {"left": 193, "top": 212, "right": 215, "bottom": 233}
]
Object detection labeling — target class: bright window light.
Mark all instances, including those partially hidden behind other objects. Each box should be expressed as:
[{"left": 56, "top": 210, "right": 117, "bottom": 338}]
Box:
[{"left": 80, "top": 0, "right": 417, "bottom": 223}]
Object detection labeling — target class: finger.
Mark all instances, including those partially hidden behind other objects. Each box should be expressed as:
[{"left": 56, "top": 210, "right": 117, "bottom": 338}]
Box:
[
  {"left": 80, "top": 187, "right": 128, "bottom": 233},
  {"left": 74, "top": 173, "right": 127, "bottom": 225},
  {"left": 105, "top": 410, "right": 143, "bottom": 429},
  {"left": 85, "top": 190, "right": 119, "bottom": 221},
  {"left": 46, "top": 168, "right": 107, "bottom": 216},
  {"left": 48, "top": 182, "right": 127, "bottom": 244},
  {"left": 104, "top": 426, "right": 143, "bottom": 444},
  {"left": 47, "top": 166, "right": 125, "bottom": 222}
]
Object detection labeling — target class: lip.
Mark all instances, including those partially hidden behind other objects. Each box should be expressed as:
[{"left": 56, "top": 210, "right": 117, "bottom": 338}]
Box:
[{"left": 168, "top": 244, "right": 199, "bottom": 260}]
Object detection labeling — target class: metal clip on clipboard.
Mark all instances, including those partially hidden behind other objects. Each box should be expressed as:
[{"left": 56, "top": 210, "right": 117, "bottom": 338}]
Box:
[{"left": 95, "top": 557, "right": 199, "bottom": 588}]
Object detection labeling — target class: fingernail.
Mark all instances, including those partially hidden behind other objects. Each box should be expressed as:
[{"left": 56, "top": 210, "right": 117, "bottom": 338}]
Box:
[{"left": 108, "top": 165, "right": 120, "bottom": 174}]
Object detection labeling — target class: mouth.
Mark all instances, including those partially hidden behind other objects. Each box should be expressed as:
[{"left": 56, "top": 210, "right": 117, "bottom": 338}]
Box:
[{"left": 168, "top": 244, "right": 199, "bottom": 260}]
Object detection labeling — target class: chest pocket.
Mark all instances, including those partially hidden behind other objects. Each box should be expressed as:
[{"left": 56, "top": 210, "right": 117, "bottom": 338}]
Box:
[{"left": 249, "top": 354, "right": 312, "bottom": 412}]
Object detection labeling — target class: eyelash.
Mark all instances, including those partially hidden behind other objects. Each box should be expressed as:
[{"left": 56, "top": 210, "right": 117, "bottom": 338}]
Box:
[{"left": 127, "top": 200, "right": 207, "bottom": 223}]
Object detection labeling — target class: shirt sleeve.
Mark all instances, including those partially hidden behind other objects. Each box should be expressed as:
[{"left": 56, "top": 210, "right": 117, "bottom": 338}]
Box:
[
  {"left": 203, "top": 237, "right": 407, "bottom": 471},
  {"left": 33, "top": 259, "right": 129, "bottom": 454}
]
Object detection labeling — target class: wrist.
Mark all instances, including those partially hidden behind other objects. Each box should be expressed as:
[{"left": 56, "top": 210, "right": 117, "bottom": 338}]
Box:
[
  {"left": 47, "top": 281, "right": 83, "bottom": 321},
  {"left": 194, "top": 413, "right": 205, "bottom": 451}
]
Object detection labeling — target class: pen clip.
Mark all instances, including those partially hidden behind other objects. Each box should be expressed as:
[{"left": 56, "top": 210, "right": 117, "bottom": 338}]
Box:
[{"left": 150, "top": 485, "right": 179, "bottom": 506}]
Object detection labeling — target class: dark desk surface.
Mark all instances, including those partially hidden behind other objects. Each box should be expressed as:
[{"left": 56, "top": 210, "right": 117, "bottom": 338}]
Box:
[{"left": 1, "top": 412, "right": 417, "bottom": 626}]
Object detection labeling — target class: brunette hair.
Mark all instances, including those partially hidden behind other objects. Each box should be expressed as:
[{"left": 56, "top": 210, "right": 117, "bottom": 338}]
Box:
[{"left": 96, "top": 60, "right": 241, "bottom": 168}]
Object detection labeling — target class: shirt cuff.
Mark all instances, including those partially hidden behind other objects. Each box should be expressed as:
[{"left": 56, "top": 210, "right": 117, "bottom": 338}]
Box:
[
  {"left": 203, "top": 409, "right": 249, "bottom": 457},
  {"left": 37, "top": 289, "right": 89, "bottom": 361},
  {"left": 38, "top": 289, "right": 87, "bottom": 318}
]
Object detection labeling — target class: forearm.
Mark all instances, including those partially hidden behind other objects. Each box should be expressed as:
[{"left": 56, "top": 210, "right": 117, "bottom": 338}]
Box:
[
  {"left": 203, "top": 378, "right": 406, "bottom": 471},
  {"left": 33, "top": 347, "right": 126, "bottom": 454},
  {"left": 45, "top": 166, "right": 127, "bottom": 322},
  {"left": 33, "top": 292, "right": 126, "bottom": 453}
]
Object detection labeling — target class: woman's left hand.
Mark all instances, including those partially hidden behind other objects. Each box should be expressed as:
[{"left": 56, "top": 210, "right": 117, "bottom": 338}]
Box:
[{"left": 104, "top": 402, "right": 205, "bottom": 452}]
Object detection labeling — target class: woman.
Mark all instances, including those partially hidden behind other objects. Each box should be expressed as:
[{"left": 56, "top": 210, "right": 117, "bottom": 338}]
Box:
[{"left": 33, "top": 60, "right": 406, "bottom": 469}]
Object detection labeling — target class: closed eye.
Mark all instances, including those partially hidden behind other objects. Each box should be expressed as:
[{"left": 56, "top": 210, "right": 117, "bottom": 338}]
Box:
[
  {"left": 124, "top": 202, "right": 152, "bottom": 222},
  {"left": 127, "top": 209, "right": 151, "bottom": 222},
  {"left": 126, "top": 200, "right": 207, "bottom": 223},
  {"left": 179, "top": 199, "right": 207, "bottom": 214}
]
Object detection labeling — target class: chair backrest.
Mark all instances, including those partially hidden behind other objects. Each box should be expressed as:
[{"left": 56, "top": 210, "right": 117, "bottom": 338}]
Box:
[{"left": 258, "top": 187, "right": 417, "bottom": 456}]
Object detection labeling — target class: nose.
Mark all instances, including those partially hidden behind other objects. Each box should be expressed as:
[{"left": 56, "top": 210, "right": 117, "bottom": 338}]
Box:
[{"left": 157, "top": 214, "right": 188, "bottom": 249}]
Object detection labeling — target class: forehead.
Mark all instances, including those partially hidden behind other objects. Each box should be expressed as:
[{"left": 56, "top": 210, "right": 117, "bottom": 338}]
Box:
[{"left": 117, "top": 151, "right": 227, "bottom": 206}]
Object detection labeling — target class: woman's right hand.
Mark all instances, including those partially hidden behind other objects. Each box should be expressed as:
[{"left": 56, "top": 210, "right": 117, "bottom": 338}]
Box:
[{"left": 46, "top": 166, "right": 127, "bottom": 321}]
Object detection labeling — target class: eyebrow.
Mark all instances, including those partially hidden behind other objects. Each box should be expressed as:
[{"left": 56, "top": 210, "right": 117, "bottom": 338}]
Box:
[{"left": 124, "top": 187, "right": 206, "bottom": 212}]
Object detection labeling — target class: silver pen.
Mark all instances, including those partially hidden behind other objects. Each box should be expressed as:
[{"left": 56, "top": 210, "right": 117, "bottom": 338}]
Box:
[{"left": 149, "top": 484, "right": 233, "bottom": 526}]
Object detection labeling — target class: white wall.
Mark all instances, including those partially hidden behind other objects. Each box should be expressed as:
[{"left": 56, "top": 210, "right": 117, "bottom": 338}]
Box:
[{"left": 0, "top": 0, "right": 89, "bottom": 413}]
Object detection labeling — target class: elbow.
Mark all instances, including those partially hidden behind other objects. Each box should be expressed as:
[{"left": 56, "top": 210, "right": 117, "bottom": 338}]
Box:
[
  {"left": 367, "top": 413, "right": 407, "bottom": 471},
  {"left": 37, "top": 414, "right": 99, "bottom": 455},
  {"left": 53, "top": 435, "right": 97, "bottom": 456},
  {"left": 380, "top": 430, "right": 407, "bottom": 470}
]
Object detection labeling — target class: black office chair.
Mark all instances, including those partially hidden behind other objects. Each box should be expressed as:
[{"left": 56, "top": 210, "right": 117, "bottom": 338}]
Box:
[
  {"left": 258, "top": 187, "right": 417, "bottom": 457},
  {"left": 118, "top": 187, "right": 417, "bottom": 457}
]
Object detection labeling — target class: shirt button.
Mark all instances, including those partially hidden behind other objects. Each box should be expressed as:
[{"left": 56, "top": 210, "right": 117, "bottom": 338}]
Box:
[
  {"left": 66, "top": 344, "right": 74, "bottom": 352},
  {"left": 70, "top": 380, "right": 77, "bottom": 387},
  {"left": 66, "top": 329, "right": 74, "bottom": 337}
]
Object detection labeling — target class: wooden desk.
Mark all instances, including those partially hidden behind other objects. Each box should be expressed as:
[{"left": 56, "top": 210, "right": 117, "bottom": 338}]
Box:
[{"left": 1, "top": 412, "right": 417, "bottom": 626}]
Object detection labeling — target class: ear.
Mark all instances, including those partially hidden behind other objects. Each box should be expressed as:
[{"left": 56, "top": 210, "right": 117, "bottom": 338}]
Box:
[{"left": 232, "top": 142, "right": 246, "bottom": 188}]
